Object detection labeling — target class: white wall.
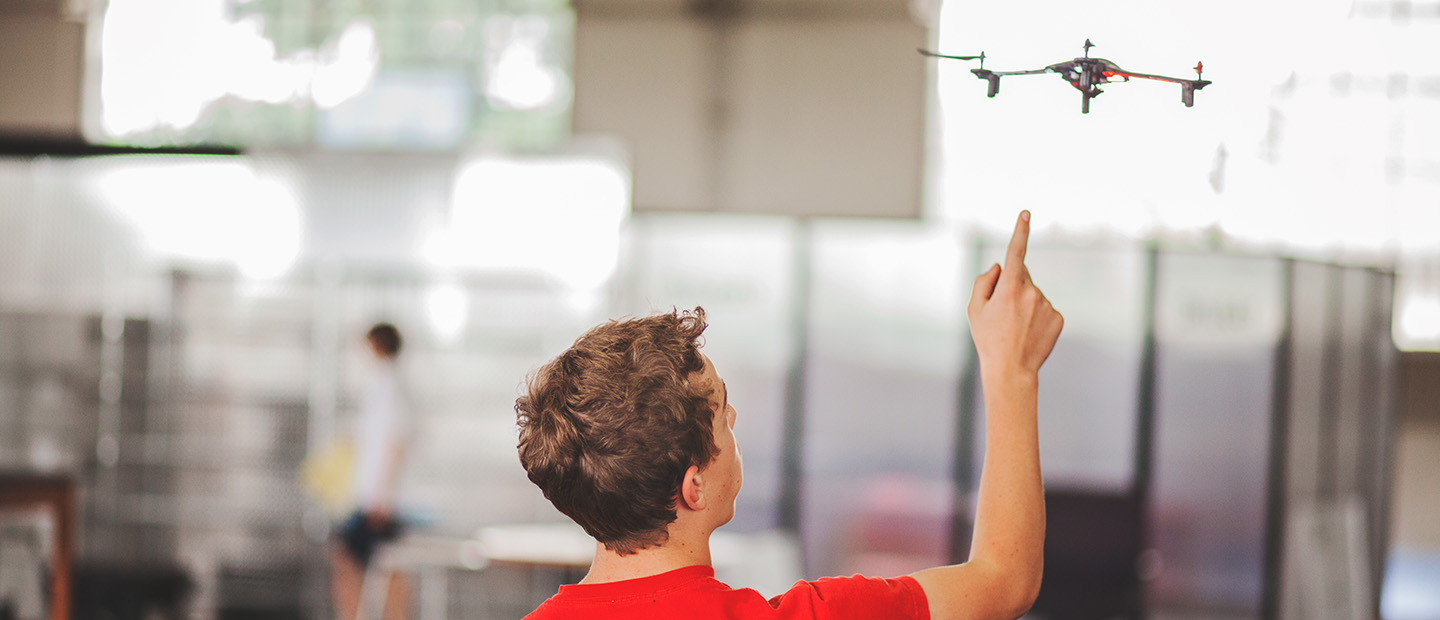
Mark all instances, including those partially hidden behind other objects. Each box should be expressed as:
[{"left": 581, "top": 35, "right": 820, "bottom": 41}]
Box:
[
  {"left": 573, "top": 1, "right": 929, "bottom": 217},
  {"left": 0, "top": 1, "right": 85, "bottom": 138}
]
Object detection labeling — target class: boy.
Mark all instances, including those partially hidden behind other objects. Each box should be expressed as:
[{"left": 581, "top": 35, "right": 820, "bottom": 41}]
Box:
[{"left": 516, "top": 212, "right": 1062, "bottom": 619}]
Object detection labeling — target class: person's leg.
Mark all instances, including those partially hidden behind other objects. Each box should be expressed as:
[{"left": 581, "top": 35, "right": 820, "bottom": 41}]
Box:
[
  {"left": 331, "top": 543, "right": 364, "bottom": 620},
  {"left": 334, "top": 510, "right": 381, "bottom": 620}
]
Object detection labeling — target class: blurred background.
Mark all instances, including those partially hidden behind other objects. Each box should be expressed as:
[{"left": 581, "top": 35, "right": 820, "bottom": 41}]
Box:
[{"left": 0, "top": 0, "right": 1437, "bottom": 619}]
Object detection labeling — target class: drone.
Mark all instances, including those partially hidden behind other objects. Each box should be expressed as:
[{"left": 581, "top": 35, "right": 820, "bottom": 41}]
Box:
[{"left": 920, "top": 40, "right": 1211, "bottom": 113}]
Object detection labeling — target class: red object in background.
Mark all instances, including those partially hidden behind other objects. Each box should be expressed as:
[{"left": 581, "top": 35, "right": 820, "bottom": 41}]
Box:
[{"left": 0, "top": 472, "right": 75, "bottom": 620}]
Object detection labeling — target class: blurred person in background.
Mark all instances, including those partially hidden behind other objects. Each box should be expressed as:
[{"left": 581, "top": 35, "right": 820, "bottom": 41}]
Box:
[
  {"left": 331, "top": 323, "right": 413, "bottom": 620},
  {"left": 515, "top": 211, "right": 1062, "bottom": 620}
]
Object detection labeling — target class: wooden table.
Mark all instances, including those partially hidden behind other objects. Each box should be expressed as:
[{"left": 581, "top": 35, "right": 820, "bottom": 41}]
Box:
[{"left": 0, "top": 472, "right": 75, "bottom": 620}]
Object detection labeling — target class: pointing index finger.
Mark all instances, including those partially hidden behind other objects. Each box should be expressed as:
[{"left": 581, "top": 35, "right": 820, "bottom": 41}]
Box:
[{"left": 1003, "top": 210, "right": 1031, "bottom": 274}]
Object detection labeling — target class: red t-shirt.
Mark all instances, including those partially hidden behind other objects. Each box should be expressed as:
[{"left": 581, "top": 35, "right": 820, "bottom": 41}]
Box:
[{"left": 522, "top": 565, "right": 930, "bottom": 620}]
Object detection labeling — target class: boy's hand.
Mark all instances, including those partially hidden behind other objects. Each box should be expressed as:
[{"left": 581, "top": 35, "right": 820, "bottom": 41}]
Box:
[{"left": 967, "top": 211, "right": 1063, "bottom": 379}]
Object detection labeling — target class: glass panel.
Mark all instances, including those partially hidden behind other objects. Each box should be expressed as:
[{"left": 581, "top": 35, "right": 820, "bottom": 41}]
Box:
[
  {"left": 1287, "top": 261, "right": 1330, "bottom": 505},
  {"left": 1149, "top": 253, "right": 1285, "bottom": 618},
  {"left": 1335, "top": 268, "right": 1372, "bottom": 505},
  {"left": 801, "top": 220, "right": 965, "bottom": 578},
  {"left": 1363, "top": 270, "right": 1398, "bottom": 596}
]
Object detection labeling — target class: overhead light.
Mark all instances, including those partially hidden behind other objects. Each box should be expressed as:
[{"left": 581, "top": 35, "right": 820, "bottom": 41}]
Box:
[
  {"left": 1396, "top": 288, "right": 1440, "bottom": 351},
  {"left": 92, "top": 157, "right": 303, "bottom": 279},
  {"left": 427, "top": 153, "right": 630, "bottom": 290},
  {"left": 425, "top": 281, "right": 470, "bottom": 345}
]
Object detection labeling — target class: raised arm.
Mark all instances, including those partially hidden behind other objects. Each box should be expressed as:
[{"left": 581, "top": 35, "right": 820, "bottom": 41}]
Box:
[{"left": 911, "top": 211, "right": 1064, "bottom": 620}]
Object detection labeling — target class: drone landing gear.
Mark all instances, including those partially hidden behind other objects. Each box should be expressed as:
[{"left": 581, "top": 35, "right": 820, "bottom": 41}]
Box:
[
  {"left": 972, "top": 69, "right": 1001, "bottom": 97},
  {"left": 1081, "top": 88, "right": 1101, "bottom": 114},
  {"left": 1181, "top": 83, "right": 1196, "bottom": 107}
]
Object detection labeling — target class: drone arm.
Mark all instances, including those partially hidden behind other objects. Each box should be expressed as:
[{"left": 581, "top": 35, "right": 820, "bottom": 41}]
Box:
[
  {"left": 1113, "top": 70, "right": 1213, "bottom": 88},
  {"left": 987, "top": 68, "right": 1052, "bottom": 77},
  {"left": 1112, "top": 70, "right": 1183, "bottom": 84}
]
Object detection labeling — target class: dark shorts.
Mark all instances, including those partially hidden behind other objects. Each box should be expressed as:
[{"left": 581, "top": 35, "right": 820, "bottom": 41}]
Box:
[{"left": 337, "top": 509, "right": 403, "bottom": 568}]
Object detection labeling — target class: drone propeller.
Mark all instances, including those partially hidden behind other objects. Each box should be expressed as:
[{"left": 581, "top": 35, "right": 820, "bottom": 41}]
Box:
[
  {"left": 918, "top": 49, "right": 986, "bottom": 66},
  {"left": 1194, "top": 61, "right": 1204, "bottom": 79},
  {"left": 1083, "top": 39, "right": 1095, "bottom": 57}
]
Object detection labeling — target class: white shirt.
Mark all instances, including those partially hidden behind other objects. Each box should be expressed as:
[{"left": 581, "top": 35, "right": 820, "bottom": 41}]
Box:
[{"left": 352, "top": 358, "right": 411, "bottom": 510}]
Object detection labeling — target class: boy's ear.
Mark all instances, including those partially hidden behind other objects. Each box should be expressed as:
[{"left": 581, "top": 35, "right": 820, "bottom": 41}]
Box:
[{"left": 680, "top": 464, "right": 706, "bottom": 511}]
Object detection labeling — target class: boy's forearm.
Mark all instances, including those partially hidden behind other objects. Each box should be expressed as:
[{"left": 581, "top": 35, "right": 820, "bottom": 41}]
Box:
[
  {"left": 911, "top": 370, "right": 1044, "bottom": 620},
  {"left": 970, "top": 370, "right": 1045, "bottom": 595}
]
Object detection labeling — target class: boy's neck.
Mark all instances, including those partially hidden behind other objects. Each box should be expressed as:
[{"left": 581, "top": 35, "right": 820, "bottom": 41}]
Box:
[{"left": 580, "top": 528, "right": 714, "bottom": 585}]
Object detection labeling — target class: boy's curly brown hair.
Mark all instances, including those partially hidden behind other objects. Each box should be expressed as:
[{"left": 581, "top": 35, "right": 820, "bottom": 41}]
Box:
[{"left": 515, "top": 307, "right": 718, "bottom": 555}]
